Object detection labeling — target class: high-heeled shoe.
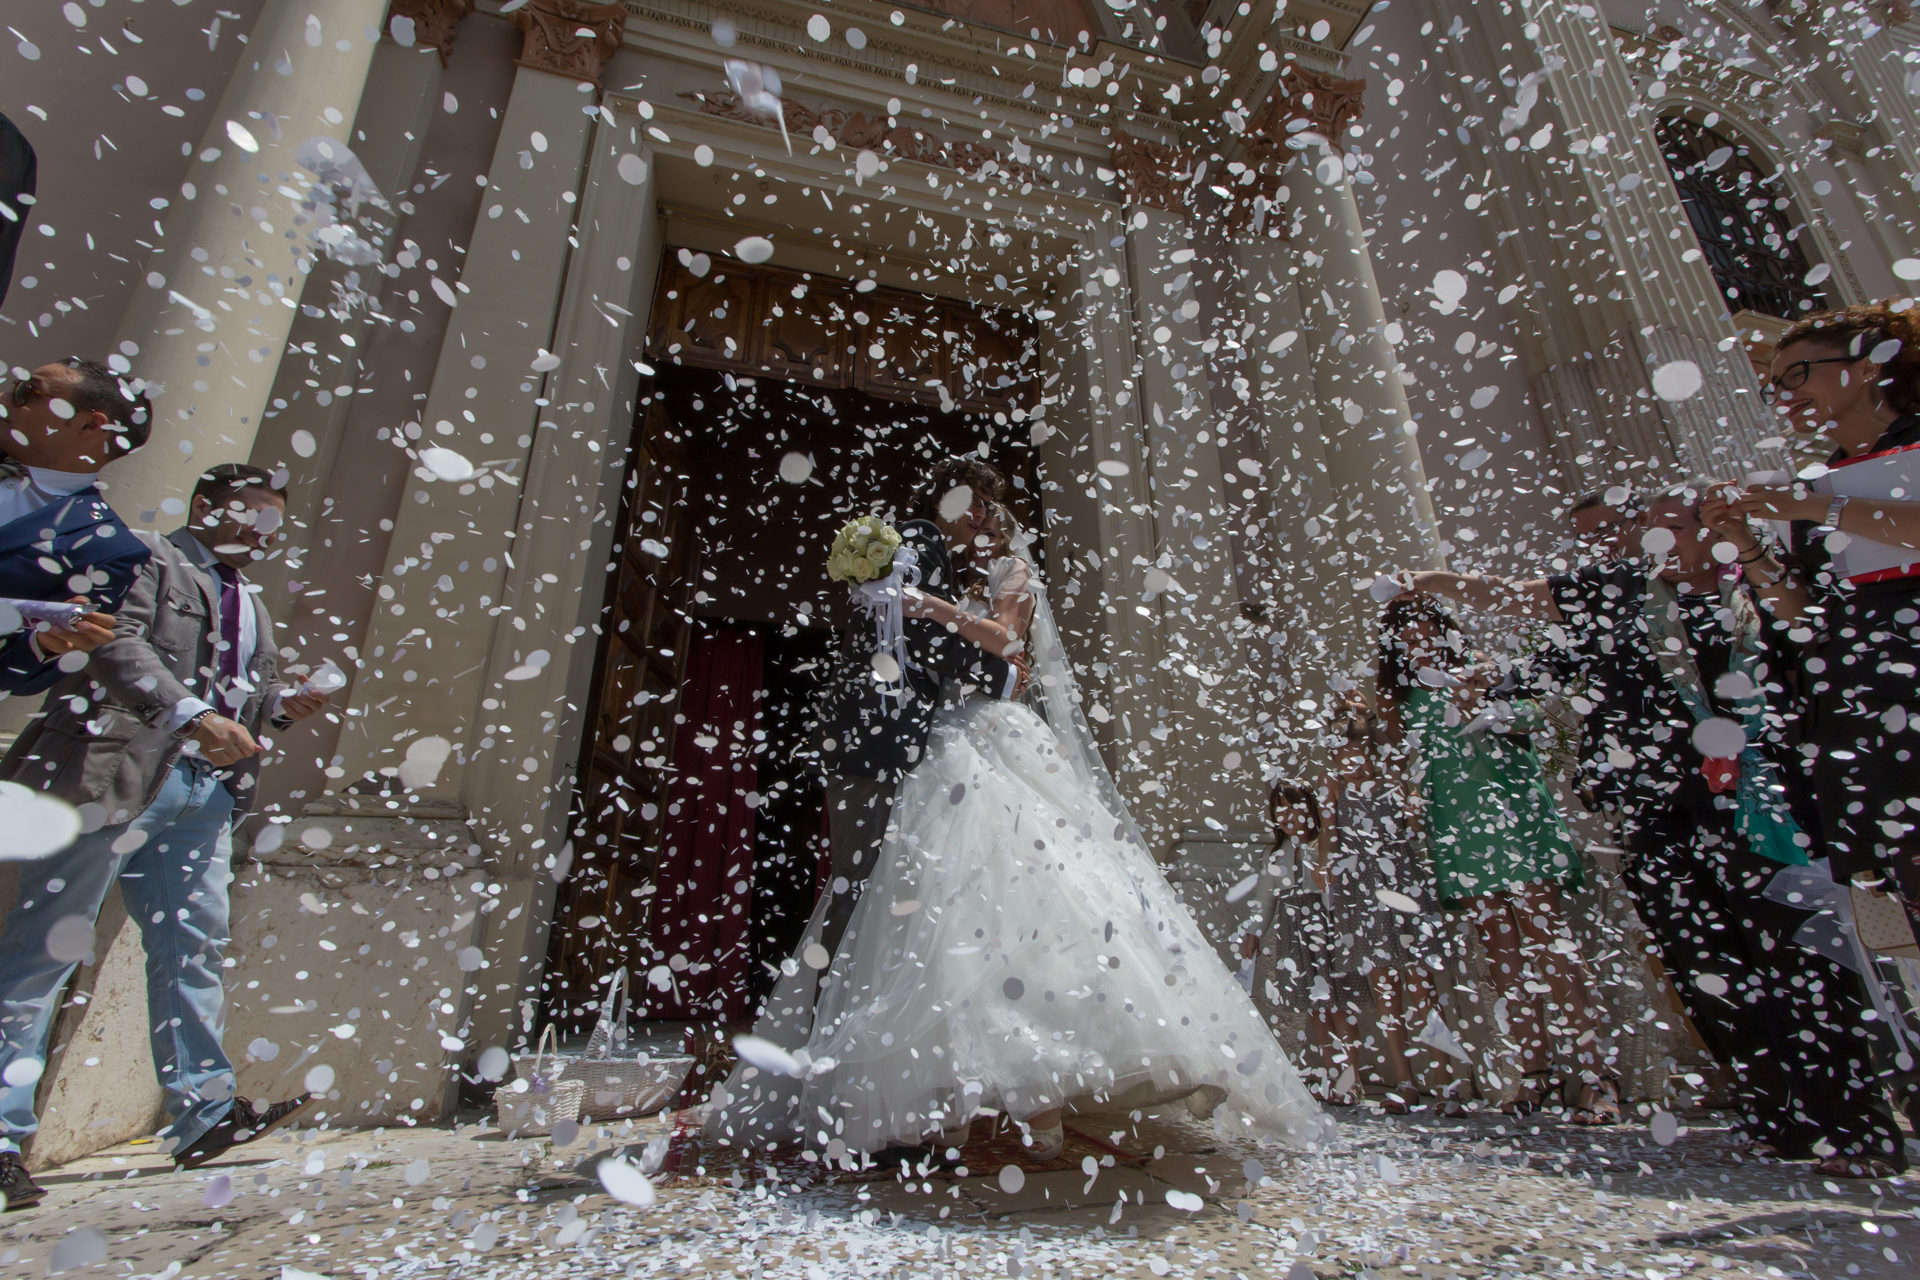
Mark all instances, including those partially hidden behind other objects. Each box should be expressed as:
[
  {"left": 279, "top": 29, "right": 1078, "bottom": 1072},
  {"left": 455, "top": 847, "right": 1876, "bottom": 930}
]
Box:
[
  {"left": 1025, "top": 1119, "right": 1065, "bottom": 1160},
  {"left": 937, "top": 1118, "right": 972, "bottom": 1153}
]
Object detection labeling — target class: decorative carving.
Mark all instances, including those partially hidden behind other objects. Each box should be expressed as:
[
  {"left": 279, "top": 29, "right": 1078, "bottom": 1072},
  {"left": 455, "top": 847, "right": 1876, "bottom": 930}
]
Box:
[
  {"left": 386, "top": 0, "right": 473, "bottom": 58},
  {"left": 685, "top": 91, "right": 1038, "bottom": 185},
  {"left": 1649, "top": 23, "right": 1686, "bottom": 43},
  {"left": 513, "top": 0, "right": 626, "bottom": 85},
  {"left": 1109, "top": 136, "right": 1191, "bottom": 211},
  {"left": 1247, "top": 65, "right": 1367, "bottom": 152},
  {"left": 1216, "top": 166, "right": 1292, "bottom": 241},
  {"left": 1813, "top": 119, "right": 1870, "bottom": 159}
]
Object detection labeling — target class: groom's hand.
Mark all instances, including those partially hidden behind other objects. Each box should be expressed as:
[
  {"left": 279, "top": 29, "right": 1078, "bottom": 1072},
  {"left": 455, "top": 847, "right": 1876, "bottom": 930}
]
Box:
[{"left": 1008, "top": 652, "right": 1033, "bottom": 699}]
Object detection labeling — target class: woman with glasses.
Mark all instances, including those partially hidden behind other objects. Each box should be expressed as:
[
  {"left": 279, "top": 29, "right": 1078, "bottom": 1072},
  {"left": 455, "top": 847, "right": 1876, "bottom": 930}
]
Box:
[{"left": 1709, "top": 301, "right": 1920, "bottom": 1003}]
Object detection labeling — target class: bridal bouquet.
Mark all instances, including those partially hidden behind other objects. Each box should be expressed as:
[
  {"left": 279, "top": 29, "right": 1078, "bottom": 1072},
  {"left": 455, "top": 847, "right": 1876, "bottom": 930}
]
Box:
[
  {"left": 826, "top": 518, "right": 903, "bottom": 585},
  {"left": 828, "top": 518, "right": 918, "bottom": 704}
]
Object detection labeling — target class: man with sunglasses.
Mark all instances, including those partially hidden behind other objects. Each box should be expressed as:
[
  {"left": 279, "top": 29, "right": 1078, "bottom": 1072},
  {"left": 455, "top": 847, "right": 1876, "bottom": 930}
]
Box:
[{"left": 0, "top": 358, "right": 154, "bottom": 694}]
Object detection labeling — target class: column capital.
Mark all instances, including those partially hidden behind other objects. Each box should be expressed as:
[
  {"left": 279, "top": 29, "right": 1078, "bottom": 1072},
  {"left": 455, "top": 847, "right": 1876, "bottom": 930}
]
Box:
[
  {"left": 513, "top": 0, "right": 626, "bottom": 86},
  {"left": 1248, "top": 64, "right": 1366, "bottom": 155},
  {"left": 1109, "top": 136, "right": 1191, "bottom": 211},
  {"left": 386, "top": 0, "right": 473, "bottom": 60}
]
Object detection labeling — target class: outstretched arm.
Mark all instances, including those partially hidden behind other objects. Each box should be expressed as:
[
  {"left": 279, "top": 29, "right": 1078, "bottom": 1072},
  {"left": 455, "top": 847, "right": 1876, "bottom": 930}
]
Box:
[
  {"left": 904, "top": 587, "right": 1026, "bottom": 660},
  {"left": 1401, "top": 569, "right": 1560, "bottom": 621}
]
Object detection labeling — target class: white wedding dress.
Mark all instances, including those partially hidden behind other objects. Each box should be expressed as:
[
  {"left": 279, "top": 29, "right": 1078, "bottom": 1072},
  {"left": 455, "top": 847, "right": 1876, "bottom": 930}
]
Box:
[{"left": 705, "top": 556, "right": 1332, "bottom": 1157}]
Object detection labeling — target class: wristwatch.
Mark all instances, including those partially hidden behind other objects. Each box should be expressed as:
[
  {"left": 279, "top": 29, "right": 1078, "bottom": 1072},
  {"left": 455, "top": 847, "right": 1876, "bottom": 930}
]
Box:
[
  {"left": 1824, "top": 495, "right": 1849, "bottom": 529},
  {"left": 176, "top": 708, "right": 215, "bottom": 740}
]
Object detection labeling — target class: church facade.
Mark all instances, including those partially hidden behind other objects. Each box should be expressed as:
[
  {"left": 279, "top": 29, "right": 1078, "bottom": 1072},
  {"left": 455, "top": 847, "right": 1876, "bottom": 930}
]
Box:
[{"left": 3, "top": 0, "right": 1916, "bottom": 1162}]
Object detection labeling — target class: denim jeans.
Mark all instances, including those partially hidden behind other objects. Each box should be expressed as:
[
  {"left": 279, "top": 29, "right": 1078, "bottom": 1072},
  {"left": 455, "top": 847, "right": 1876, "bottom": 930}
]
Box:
[{"left": 0, "top": 757, "right": 236, "bottom": 1156}]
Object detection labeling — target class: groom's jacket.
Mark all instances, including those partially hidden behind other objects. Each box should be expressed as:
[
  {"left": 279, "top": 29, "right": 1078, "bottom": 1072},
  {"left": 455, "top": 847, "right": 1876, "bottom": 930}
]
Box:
[{"left": 817, "top": 518, "right": 1015, "bottom": 783}]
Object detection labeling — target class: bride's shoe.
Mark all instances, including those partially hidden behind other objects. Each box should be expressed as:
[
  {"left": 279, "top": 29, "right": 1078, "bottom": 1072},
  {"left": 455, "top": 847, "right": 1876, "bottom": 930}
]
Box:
[
  {"left": 1024, "top": 1119, "right": 1065, "bottom": 1161},
  {"left": 937, "top": 1118, "right": 972, "bottom": 1153}
]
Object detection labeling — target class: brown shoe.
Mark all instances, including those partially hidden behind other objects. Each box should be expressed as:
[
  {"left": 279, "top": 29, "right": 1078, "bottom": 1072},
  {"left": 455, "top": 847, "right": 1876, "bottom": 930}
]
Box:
[
  {"left": 173, "top": 1096, "right": 315, "bottom": 1168},
  {"left": 0, "top": 1151, "right": 46, "bottom": 1210}
]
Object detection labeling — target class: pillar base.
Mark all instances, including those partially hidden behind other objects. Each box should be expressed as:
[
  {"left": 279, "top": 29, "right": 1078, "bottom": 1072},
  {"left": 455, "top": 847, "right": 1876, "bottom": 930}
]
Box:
[{"left": 224, "top": 796, "right": 486, "bottom": 1130}]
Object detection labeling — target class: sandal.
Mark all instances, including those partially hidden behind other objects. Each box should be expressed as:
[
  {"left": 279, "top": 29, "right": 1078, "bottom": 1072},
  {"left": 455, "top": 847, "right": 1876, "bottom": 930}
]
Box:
[
  {"left": 1500, "top": 1072, "right": 1555, "bottom": 1118},
  {"left": 1815, "top": 1155, "right": 1899, "bottom": 1180},
  {"left": 1567, "top": 1076, "right": 1622, "bottom": 1127},
  {"left": 1381, "top": 1084, "right": 1420, "bottom": 1115}
]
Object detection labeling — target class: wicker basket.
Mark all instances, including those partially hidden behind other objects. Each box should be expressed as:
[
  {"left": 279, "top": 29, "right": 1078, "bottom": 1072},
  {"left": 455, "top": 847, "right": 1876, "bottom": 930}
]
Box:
[
  {"left": 494, "top": 1027, "right": 585, "bottom": 1135},
  {"left": 555, "top": 967, "right": 661, "bottom": 1119}
]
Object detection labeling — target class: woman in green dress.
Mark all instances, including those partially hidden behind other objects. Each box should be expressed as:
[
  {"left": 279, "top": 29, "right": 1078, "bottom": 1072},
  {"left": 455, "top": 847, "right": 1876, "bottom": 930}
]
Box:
[{"left": 1376, "top": 597, "right": 1618, "bottom": 1123}]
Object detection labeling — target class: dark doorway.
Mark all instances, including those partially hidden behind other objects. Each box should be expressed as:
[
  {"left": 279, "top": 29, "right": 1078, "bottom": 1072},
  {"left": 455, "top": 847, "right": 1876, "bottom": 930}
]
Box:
[{"left": 542, "top": 319, "right": 1043, "bottom": 1038}]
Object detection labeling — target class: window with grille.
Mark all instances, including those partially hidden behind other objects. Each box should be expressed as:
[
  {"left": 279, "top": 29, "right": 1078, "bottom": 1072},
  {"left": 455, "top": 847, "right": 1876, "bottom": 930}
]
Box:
[{"left": 1655, "top": 116, "right": 1828, "bottom": 320}]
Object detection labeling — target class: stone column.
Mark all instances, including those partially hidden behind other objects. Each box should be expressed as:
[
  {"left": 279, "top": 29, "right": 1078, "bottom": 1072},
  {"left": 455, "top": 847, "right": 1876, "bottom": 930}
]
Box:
[
  {"left": 1110, "top": 139, "right": 1267, "bottom": 837},
  {"left": 327, "top": 58, "right": 610, "bottom": 798},
  {"left": 1045, "top": 225, "right": 1177, "bottom": 847},
  {"left": 247, "top": 28, "right": 451, "bottom": 621},
  {"left": 459, "top": 127, "right": 662, "bottom": 1052},
  {"left": 103, "top": 0, "right": 392, "bottom": 527},
  {"left": 1268, "top": 124, "right": 1442, "bottom": 690},
  {"left": 1433, "top": 0, "right": 1773, "bottom": 482},
  {"left": 1232, "top": 231, "right": 1343, "bottom": 758}
]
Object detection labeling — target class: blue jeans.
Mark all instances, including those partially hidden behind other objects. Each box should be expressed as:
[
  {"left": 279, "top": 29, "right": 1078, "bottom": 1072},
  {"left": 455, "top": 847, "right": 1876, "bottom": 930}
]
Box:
[{"left": 0, "top": 758, "right": 236, "bottom": 1155}]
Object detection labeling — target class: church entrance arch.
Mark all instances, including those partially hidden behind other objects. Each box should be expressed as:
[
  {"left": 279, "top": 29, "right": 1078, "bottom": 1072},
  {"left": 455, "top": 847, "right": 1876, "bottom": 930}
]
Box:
[{"left": 541, "top": 249, "right": 1044, "bottom": 1036}]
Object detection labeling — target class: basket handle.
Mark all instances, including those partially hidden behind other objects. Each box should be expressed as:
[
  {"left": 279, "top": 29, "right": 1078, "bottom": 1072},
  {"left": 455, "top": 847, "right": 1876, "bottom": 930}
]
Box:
[
  {"left": 584, "top": 967, "right": 630, "bottom": 1060},
  {"left": 529, "top": 1022, "right": 559, "bottom": 1083}
]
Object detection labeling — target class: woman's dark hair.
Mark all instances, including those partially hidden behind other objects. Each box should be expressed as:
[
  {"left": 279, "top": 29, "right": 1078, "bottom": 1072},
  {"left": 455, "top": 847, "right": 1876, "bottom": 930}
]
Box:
[
  {"left": 911, "top": 455, "right": 1008, "bottom": 523},
  {"left": 1268, "top": 779, "right": 1320, "bottom": 846},
  {"left": 1376, "top": 596, "right": 1461, "bottom": 705},
  {"left": 1777, "top": 300, "right": 1920, "bottom": 415}
]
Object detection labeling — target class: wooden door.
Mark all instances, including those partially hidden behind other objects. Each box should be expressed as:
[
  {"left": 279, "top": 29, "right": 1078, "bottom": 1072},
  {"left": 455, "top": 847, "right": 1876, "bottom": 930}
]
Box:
[{"left": 543, "top": 399, "right": 699, "bottom": 1030}]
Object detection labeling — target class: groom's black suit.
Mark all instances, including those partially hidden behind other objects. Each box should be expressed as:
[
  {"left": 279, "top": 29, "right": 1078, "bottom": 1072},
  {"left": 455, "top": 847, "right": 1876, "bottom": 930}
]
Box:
[
  {"left": 817, "top": 519, "right": 1016, "bottom": 781},
  {"left": 812, "top": 519, "right": 1016, "bottom": 959}
]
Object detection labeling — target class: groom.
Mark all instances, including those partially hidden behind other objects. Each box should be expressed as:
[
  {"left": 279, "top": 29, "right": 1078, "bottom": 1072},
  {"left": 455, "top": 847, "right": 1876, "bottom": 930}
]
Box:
[{"left": 813, "top": 456, "right": 1029, "bottom": 963}]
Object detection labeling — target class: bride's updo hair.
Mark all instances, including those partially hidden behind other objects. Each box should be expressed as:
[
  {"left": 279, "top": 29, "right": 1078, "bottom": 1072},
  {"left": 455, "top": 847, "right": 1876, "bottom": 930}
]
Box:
[
  {"left": 1778, "top": 299, "right": 1920, "bottom": 415},
  {"left": 912, "top": 455, "right": 1009, "bottom": 524}
]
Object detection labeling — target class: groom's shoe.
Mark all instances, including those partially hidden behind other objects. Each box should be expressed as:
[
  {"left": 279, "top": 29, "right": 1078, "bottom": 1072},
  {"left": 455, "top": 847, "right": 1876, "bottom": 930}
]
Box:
[{"left": 173, "top": 1096, "right": 315, "bottom": 1168}]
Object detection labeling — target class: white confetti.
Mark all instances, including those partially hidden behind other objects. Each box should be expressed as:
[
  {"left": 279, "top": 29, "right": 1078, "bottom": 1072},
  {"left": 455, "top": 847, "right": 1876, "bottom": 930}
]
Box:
[
  {"left": 419, "top": 447, "right": 476, "bottom": 481},
  {"left": 734, "top": 235, "right": 776, "bottom": 265},
  {"left": 0, "top": 782, "right": 82, "bottom": 860},
  {"left": 598, "top": 1154, "right": 657, "bottom": 1206},
  {"left": 732, "top": 1033, "right": 803, "bottom": 1077},
  {"left": 1651, "top": 360, "right": 1703, "bottom": 401},
  {"left": 1691, "top": 718, "right": 1747, "bottom": 760}
]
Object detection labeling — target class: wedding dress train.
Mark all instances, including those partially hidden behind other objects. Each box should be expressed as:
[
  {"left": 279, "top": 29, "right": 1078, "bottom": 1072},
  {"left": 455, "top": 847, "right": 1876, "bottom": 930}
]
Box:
[{"left": 706, "top": 557, "right": 1332, "bottom": 1157}]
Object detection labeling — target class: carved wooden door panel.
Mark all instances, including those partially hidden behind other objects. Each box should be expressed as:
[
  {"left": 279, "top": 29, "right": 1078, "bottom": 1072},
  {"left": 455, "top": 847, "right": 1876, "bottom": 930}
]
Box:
[{"left": 543, "top": 400, "right": 699, "bottom": 1030}]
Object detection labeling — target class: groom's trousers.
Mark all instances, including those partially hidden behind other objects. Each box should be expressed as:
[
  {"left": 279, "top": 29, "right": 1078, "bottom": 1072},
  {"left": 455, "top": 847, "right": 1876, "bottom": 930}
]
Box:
[{"left": 820, "top": 774, "right": 896, "bottom": 962}]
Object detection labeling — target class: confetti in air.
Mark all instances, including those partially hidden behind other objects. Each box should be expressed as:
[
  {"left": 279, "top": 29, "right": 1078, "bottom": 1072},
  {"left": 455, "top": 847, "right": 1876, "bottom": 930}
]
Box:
[{"left": 0, "top": 1, "right": 1916, "bottom": 1272}]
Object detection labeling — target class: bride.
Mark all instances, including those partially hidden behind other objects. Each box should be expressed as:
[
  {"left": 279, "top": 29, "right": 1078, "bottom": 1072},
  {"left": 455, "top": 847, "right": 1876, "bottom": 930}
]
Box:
[{"left": 706, "top": 502, "right": 1333, "bottom": 1160}]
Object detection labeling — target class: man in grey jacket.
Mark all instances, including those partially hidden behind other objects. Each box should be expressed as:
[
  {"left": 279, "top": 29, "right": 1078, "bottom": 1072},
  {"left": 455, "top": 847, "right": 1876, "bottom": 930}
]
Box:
[{"left": 0, "top": 464, "right": 329, "bottom": 1207}]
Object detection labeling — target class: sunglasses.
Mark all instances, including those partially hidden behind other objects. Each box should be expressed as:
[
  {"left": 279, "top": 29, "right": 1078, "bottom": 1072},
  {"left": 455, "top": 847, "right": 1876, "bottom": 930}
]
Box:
[{"left": 1763, "top": 355, "right": 1859, "bottom": 399}]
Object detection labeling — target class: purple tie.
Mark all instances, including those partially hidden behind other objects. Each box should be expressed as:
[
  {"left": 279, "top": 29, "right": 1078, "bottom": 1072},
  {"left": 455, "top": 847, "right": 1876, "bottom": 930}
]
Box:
[{"left": 214, "top": 563, "right": 244, "bottom": 701}]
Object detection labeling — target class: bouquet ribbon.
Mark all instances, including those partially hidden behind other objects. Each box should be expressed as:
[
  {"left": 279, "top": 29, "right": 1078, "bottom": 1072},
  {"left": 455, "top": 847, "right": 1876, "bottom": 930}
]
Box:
[{"left": 849, "top": 544, "right": 920, "bottom": 708}]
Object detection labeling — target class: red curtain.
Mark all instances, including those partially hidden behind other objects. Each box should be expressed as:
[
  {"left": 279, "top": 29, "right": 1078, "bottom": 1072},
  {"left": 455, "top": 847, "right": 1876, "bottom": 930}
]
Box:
[{"left": 640, "top": 623, "right": 765, "bottom": 1021}]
